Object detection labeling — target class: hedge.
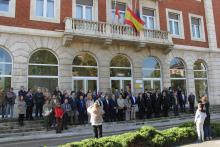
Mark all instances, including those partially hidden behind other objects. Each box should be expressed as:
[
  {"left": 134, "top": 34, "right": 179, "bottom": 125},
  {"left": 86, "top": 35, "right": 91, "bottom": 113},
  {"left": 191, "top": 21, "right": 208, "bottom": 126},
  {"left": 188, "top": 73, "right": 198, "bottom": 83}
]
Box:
[{"left": 60, "top": 122, "right": 220, "bottom": 147}]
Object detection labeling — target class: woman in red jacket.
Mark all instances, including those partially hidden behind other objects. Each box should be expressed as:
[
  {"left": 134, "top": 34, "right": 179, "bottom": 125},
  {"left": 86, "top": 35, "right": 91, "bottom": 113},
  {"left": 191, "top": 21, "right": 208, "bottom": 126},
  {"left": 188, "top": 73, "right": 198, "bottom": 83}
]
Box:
[{"left": 54, "top": 103, "right": 64, "bottom": 133}]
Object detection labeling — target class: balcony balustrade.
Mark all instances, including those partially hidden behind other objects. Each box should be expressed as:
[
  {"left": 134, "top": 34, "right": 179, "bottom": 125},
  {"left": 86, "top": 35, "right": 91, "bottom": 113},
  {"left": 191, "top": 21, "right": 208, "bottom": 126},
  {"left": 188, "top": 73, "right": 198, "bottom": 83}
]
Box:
[{"left": 63, "top": 18, "right": 173, "bottom": 52}]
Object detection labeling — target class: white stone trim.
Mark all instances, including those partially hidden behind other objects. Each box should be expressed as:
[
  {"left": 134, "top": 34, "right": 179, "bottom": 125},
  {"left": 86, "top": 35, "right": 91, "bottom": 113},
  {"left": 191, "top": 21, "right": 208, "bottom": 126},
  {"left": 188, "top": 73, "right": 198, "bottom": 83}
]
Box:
[
  {"left": 139, "top": 0, "right": 160, "bottom": 30},
  {"left": 72, "top": 0, "right": 98, "bottom": 21},
  {"left": 106, "top": 0, "right": 132, "bottom": 23},
  {"left": 188, "top": 13, "right": 206, "bottom": 42},
  {"left": 30, "top": 0, "right": 61, "bottom": 23},
  {"left": 0, "top": 25, "right": 63, "bottom": 37},
  {"left": 0, "top": 0, "right": 16, "bottom": 18},
  {"left": 166, "top": 8, "right": 185, "bottom": 39}
]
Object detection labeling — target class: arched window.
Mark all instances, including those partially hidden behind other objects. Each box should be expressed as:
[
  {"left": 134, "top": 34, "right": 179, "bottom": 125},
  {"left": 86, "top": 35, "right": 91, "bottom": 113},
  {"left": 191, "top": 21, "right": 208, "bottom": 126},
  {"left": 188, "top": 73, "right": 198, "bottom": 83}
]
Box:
[
  {"left": 142, "top": 57, "right": 161, "bottom": 91},
  {"left": 0, "top": 48, "right": 12, "bottom": 91},
  {"left": 72, "top": 53, "right": 98, "bottom": 92},
  {"left": 194, "top": 60, "right": 208, "bottom": 100},
  {"left": 110, "top": 55, "right": 132, "bottom": 93},
  {"left": 170, "top": 57, "right": 186, "bottom": 92},
  {"left": 28, "top": 50, "right": 58, "bottom": 92}
]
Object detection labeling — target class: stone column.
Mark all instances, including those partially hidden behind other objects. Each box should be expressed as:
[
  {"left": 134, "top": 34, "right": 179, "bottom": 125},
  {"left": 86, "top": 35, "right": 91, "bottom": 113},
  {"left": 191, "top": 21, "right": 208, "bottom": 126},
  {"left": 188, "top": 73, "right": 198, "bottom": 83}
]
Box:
[
  {"left": 203, "top": 0, "right": 219, "bottom": 104},
  {"left": 161, "top": 60, "right": 171, "bottom": 89},
  {"left": 98, "top": 60, "right": 110, "bottom": 93},
  {"left": 186, "top": 66, "right": 195, "bottom": 95}
]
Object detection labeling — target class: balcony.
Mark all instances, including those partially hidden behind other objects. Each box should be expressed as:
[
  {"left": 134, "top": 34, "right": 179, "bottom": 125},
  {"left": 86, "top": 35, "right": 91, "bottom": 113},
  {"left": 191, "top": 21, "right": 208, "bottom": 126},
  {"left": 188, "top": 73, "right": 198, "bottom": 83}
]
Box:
[{"left": 63, "top": 18, "right": 173, "bottom": 53}]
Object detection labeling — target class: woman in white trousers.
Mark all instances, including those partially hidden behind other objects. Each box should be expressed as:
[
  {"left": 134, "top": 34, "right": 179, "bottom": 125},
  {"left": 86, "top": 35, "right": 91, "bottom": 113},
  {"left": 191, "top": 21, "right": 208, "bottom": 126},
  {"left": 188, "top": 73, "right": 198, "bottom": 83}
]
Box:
[{"left": 194, "top": 102, "right": 207, "bottom": 142}]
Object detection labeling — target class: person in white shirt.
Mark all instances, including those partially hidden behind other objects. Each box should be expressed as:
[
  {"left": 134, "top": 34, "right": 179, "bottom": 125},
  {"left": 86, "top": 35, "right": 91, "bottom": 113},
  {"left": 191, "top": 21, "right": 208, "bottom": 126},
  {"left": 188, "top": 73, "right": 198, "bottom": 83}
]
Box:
[{"left": 194, "top": 102, "right": 207, "bottom": 142}]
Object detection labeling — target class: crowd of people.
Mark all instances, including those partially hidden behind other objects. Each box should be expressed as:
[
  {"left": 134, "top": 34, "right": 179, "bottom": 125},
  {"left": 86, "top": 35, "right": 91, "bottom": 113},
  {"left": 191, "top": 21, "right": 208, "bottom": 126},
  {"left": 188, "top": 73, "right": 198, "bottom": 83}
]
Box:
[{"left": 0, "top": 86, "right": 207, "bottom": 136}]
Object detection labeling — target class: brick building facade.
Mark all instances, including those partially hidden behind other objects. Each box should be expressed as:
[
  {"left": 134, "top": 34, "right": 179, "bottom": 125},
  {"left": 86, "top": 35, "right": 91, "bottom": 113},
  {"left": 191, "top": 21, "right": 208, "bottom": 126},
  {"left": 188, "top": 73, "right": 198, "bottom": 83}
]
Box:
[{"left": 0, "top": 0, "right": 220, "bottom": 107}]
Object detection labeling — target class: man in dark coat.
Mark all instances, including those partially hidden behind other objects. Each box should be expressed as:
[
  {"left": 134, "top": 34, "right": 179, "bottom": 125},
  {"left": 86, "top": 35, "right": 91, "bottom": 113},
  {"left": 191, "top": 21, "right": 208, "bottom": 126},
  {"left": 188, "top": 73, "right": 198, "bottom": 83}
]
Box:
[
  {"left": 77, "top": 95, "right": 86, "bottom": 124},
  {"left": 18, "top": 86, "right": 27, "bottom": 98},
  {"left": 137, "top": 93, "right": 145, "bottom": 119},
  {"left": 153, "top": 90, "right": 162, "bottom": 118},
  {"left": 103, "top": 95, "right": 111, "bottom": 122},
  {"left": 33, "top": 88, "right": 44, "bottom": 118},
  {"left": 109, "top": 95, "right": 117, "bottom": 122},
  {"left": 188, "top": 92, "right": 195, "bottom": 113},
  {"left": 145, "top": 92, "right": 152, "bottom": 119},
  {"left": 161, "top": 91, "right": 169, "bottom": 117}
]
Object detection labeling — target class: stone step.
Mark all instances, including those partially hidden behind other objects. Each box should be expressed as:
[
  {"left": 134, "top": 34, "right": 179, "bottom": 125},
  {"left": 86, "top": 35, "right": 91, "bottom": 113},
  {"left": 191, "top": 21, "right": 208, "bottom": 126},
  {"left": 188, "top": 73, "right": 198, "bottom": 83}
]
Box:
[{"left": 0, "top": 127, "right": 45, "bottom": 135}]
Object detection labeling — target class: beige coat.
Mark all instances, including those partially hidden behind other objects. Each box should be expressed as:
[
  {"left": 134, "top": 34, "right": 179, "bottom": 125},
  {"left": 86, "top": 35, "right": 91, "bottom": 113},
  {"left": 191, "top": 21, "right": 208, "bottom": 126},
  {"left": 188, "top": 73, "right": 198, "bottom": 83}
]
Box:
[{"left": 87, "top": 106, "right": 104, "bottom": 126}]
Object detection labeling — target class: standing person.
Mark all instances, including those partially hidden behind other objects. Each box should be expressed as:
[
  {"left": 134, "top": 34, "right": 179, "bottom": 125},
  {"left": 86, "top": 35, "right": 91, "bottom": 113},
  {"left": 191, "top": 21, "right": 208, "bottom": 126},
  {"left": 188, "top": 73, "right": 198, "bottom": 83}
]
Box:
[
  {"left": 202, "top": 96, "right": 212, "bottom": 140},
  {"left": 18, "top": 86, "right": 26, "bottom": 98},
  {"left": 61, "top": 98, "right": 72, "bottom": 129},
  {"left": 181, "top": 91, "right": 187, "bottom": 112},
  {"left": 87, "top": 102, "right": 104, "bottom": 138},
  {"left": 54, "top": 87, "right": 62, "bottom": 97},
  {"left": 33, "top": 88, "right": 44, "bottom": 118},
  {"left": 172, "top": 90, "right": 179, "bottom": 116},
  {"left": 137, "top": 93, "right": 145, "bottom": 119},
  {"left": 25, "top": 88, "right": 34, "bottom": 120},
  {"left": 145, "top": 92, "right": 152, "bottom": 119},
  {"left": 17, "top": 96, "right": 26, "bottom": 126},
  {"left": 86, "top": 94, "right": 94, "bottom": 123},
  {"left": 103, "top": 94, "right": 111, "bottom": 122},
  {"left": 43, "top": 100, "right": 52, "bottom": 131},
  {"left": 77, "top": 95, "right": 87, "bottom": 124},
  {"left": 0, "top": 88, "right": 6, "bottom": 119},
  {"left": 69, "top": 91, "right": 79, "bottom": 124},
  {"left": 154, "top": 90, "right": 161, "bottom": 118},
  {"left": 117, "top": 94, "right": 125, "bottom": 121},
  {"left": 109, "top": 94, "right": 117, "bottom": 122},
  {"left": 54, "top": 103, "right": 64, "bottom": 133},
  {"left": 6, "top": 88, "right": 16, "bottom": 118},
  {"left": 161, "top": 91, "right": 169, "bottom": 117},
  {"left": 124, "top": 95, "right": 131, "bottom": 121},
  {"left": 188, "top": 93, "right": 195, "bottom": 113},
  {"left": 194, "top": 101, "right": 207, "bottom": 142},
  {"left": 130, "top": 93, "right": 137, "bottom": 120}
]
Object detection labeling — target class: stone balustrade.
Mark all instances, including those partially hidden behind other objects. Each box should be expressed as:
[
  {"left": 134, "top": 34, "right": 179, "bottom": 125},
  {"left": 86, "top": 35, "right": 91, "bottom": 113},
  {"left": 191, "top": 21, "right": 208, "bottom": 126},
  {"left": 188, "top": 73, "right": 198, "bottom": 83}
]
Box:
[{"left": 63, "top": 17, "right": 173, "bottom": 51}]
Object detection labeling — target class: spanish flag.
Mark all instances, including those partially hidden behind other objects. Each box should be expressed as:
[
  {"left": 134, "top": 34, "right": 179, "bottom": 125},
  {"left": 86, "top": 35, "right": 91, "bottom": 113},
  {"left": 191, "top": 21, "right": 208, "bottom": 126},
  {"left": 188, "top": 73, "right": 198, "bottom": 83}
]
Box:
[{"left": 124, "top": 7, "right": 144, "bottom": 32}]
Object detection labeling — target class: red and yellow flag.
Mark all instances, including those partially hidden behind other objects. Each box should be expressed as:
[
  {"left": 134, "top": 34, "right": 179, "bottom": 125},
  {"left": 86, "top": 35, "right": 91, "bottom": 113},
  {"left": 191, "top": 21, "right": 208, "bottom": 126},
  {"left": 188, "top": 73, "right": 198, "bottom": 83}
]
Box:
[{"left": 124, "top": 7, "right": 144, "bottom": 32}]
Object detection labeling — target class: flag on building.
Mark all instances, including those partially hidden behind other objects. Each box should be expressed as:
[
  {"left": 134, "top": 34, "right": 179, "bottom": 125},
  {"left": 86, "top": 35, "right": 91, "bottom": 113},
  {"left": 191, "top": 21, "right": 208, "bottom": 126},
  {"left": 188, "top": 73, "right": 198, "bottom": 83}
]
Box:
[
  {"left": 114, "top": 0, "right": 121, "bottom": 23},
  {"left": 124, "top": 6, "right": 144, "bottom": 32}
]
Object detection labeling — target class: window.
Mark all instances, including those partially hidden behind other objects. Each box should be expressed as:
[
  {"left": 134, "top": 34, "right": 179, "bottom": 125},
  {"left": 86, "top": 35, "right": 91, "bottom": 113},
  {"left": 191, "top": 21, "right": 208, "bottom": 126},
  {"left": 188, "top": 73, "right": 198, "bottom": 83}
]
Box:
[
  {"left": 170, "top": 58, "right": 186, "bottom": 92},
  {"left": 72, "top": 53, "right": 98, "bottom": 92},
  {"left": 0, "top": 48, "right": 12, "bottom": 91},
  {"left": 191, "top": 17, "right": 201, "bottom": 38},
  {"left": 28, "top": 50, "right": 58, "bottom": 92},
  {"left": 75, "top": 0, "right": 93, "bottom": 20},
  {"left": 0, "top": 0, "right": 16, "bottom": 17},
  {"left": 0, "top": 0, "right": 9, "bottom": 12},
  {"left": 111, "top": 1, "right": 126, "bottom": 24},
  {"left": 110, "top": 55, "right": 132, "bottom": 93},
  {"left": 30, "top": 0, "right": 60, "bottom": 23},
  {"left": 142, "top": 8, "right": 155, "bottom": 29},
  {"left": 142, "top": 57, "right": 161, "bottom": 91},
  {"left": 194, "top": 60, "right": 208, "bottom": 100},
  {"left": 189, "top": 14, "right": 205, "bottom": 41},
  {"left": 166, "top": 9, "right": 184, "bottom": 39},
  {"left": 36, "top": 0, "right": 55, "bottom": 18}
]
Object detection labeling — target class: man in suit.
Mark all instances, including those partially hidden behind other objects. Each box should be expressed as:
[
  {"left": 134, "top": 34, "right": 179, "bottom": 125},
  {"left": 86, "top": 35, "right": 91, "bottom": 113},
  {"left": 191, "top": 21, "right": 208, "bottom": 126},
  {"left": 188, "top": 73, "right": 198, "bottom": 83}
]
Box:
[
  {"left": 77, "top": 95, "right": 86, "bottom": 124},
  {"left": 130, "top": 93, "right": 137, "bottom": 120},
  {"left": 109, "top": 94, "right": 117, "bottom": 122},
  {"left": 188, "top": 92, "right": 195, "bottom": 113},
  {"left": 103, "top": 94, "right": 111, "bottom": 122}
]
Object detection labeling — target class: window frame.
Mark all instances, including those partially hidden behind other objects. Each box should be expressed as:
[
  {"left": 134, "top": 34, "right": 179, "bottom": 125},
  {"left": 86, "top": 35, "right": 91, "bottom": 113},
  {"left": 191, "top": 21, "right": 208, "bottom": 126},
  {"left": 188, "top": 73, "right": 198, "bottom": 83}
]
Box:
[
  {"left": 27, "top": 49, "right": 59, "bottom": 91},
  {"left": 142, "top": 8, "right": 156, "bottom": 30},
  {"left": 107, "top": 0, "right": 132, "bottom": 23},
  {"left": 30, "top": 0, "right": 60, "bottom": 23},
  {"left": 142, "top": 57, "right": 162, "bottom": 91},
  {"left": 0, "top": 0, "right": 16, "bottom": 18},
  {"left": 166, "top": 8, "right": 185, "bottom": 39},
  {"left": 189, "top": 13, "right": 206, "bottom": 42},
  {"left": 75, "top": 3, "right": 93, "bottom": 20},
  {"left": 73, "top": 0, "right": 98, "bottom": 21}
]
